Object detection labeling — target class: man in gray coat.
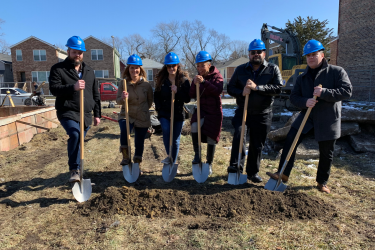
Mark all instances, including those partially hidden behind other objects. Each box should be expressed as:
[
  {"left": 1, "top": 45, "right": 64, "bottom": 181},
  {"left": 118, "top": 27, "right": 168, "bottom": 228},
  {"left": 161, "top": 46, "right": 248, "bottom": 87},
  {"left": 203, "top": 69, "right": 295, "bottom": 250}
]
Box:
[{"left": 266, "top": 39, "right": 352, "bottom": 193}]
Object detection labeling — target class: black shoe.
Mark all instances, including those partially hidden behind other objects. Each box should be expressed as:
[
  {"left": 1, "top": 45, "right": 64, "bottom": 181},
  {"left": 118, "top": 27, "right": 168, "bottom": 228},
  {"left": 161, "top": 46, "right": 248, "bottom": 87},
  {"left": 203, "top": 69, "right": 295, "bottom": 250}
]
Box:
[
  {"left": 227, "top": 165, "right": 243, "bottom": 173},
  {"left": 207, "top": 144, "right": 216, "bottom": 176},
  {"left": 248, "top": 173, "right": 263, "bottom": 183},
  {"left": 191, "top": 133, "right": 201, "bottom": 164}
]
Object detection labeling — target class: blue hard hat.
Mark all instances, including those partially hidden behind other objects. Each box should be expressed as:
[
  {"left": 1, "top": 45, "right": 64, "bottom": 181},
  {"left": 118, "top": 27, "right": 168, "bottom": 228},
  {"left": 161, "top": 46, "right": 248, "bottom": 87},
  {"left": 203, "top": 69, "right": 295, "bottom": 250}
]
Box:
[
  {"left": 303, "top": 40, "right": 325, "bottom": 56},
  {"left": 164, "top": 52, "right": 180, "bottom": 65},
  {"left": 248, "top": 39, "right": 266, "bottom": 51},
  {"left": 127, "top": 54, "right": 143, "bottom": 66},
  {"left": 65, "top": 36, "right": 86, "bottom": 51},
  {"left": 195, "top": 51, "right": 212, "bottom": 63}
]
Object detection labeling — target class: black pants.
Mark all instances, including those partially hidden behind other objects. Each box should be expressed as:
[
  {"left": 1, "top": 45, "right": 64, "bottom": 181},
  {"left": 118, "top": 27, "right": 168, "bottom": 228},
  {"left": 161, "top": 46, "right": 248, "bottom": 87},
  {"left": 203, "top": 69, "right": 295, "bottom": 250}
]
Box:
[
  {"left": 278, "top": 127, "right": 336, "bottom": 185},
  {"left": 230, "top": 111, "right": 272, "bottom": 176}
]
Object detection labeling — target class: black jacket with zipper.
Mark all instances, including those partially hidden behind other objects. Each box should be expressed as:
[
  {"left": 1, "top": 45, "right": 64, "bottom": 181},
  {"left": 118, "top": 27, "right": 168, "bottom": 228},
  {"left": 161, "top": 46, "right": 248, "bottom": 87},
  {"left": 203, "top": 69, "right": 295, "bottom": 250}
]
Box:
[
  {"left": 154, "top": 77, "right": 191, "bottom": 121},
  {"left": 227, "top": 60, "right": 283, "bottom": 114},
  {"left": 49, "top": 58, "right": 101, "bottom": 127}
]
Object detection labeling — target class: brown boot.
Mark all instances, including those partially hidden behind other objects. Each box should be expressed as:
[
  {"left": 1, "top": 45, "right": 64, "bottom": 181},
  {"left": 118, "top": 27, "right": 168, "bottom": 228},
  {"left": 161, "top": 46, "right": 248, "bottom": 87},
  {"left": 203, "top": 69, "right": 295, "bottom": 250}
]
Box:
[
  {"left": 317, "top": 183, "right": 330, "bottom": 194},
  {"left": 120, "top": 146, "right": 130, "bottom": 165},
  {"left": 266, "top": 172, "right": 289, "bottom": 183}
]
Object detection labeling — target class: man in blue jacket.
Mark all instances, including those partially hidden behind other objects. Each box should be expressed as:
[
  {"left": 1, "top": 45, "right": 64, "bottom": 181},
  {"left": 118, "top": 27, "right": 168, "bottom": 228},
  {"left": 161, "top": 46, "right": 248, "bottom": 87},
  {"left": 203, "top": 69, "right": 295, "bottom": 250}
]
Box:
[
  {"left": 227, "top": 39, "right": 283, "bottom": 183},
  {"left": 49, "top": 36, "right": 101, "bottom": 183},
  {"left": 266, "top": 40, "right": 352, "bottom": 193}
]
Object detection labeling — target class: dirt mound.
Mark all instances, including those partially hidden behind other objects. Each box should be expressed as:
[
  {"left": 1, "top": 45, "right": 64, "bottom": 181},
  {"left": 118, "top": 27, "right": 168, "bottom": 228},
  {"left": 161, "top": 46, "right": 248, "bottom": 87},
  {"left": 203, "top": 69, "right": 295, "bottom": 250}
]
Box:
[{"left": 79, "top": 186, "right": 336, "bottom": 221}]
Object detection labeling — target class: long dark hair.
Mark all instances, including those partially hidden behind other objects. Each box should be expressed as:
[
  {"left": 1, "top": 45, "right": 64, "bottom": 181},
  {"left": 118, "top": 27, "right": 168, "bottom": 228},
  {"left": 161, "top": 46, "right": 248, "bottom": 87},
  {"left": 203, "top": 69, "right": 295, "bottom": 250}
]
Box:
[{"left": 155, "top": 64, "right": 189, "bottom": 91}]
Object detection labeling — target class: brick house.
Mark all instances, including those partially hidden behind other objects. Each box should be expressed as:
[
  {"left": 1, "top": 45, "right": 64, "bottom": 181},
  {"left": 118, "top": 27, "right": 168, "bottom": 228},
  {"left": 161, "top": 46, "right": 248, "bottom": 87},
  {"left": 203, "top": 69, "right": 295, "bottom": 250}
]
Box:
[
  {"left": 10, "top": 36, "right": 67, "bottom": 92},
  {"left": 327, "top": 37, "right": 338, "bottom": 65},
  {"left": 140, "top": 58, "right": 163, "bottom": 88},
  {"left": 337, "top": 0, "right": 375, "bottom": 101},
  {"left": 216, "top": 57, "right": 249, "bottom": 87},
  {"left": 83, "top": 36, "right": 121, "bottom": 79}
]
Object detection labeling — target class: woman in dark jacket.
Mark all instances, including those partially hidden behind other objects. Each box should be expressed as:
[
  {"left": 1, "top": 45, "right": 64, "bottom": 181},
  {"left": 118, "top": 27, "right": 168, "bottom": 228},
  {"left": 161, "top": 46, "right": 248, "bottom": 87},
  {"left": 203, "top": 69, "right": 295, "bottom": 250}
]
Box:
[
  {"left": 190, "top": 51, "right": 224, "bottom": 175},
  {"left": 154, "top": 52, "right": 191, "bottom": 165}
]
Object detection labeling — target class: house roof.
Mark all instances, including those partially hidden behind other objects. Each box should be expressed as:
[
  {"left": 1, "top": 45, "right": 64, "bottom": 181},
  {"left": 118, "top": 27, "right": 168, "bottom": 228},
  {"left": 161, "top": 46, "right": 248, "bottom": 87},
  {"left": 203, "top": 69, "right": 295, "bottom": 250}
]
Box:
[
  {"left": 142, "top": 58, "right": 163, "bottom": 69},
  {"left": 216, "top": 57, "right": 249, "bottom": 69},
  {"left": 84, "top": 35, "right": 120, "bottom": 56},
  {"left": 0, "top": 53, "right": 12, "bottom": 63},
  {"left": 328, "top": 36, "right": 339, "bottom": 44},
  {"left": 10, "top": 36, "right": 66, "bottom": 54}
]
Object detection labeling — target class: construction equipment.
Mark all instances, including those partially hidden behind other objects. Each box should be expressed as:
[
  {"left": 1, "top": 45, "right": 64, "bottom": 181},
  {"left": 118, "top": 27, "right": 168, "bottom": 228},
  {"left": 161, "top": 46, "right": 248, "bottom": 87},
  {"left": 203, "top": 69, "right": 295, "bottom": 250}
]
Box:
[
  {"left": 261, "top": 23, "right": 307, "bottom": 105},
  {"left": 228, "top": 94, "right": 249, "bottom": 185},
  {"left": 0, "top": 90, "right": 15, "bottom": 107},
  {"left": 122, "top": 79, "right": 140, "bottom": 183},
  {"left": 72, "top": 89, "right": 92, "bottom": 202},
  {"left": 162, "top": 81, "right": 179, "bottom": 182},
  {"left": 264, "top": 85, "right": 322, "bottom": 192},
  {"left": 192, "top": 80, "right": 210, "bottom": 183}
]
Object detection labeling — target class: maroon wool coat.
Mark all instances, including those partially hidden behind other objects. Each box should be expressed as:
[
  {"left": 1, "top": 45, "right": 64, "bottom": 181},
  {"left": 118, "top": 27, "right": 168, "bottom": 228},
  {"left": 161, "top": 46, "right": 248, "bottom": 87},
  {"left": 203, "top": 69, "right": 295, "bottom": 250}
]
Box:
[{"left": 190, "top": 66, "right": 223, "bottom": 143}]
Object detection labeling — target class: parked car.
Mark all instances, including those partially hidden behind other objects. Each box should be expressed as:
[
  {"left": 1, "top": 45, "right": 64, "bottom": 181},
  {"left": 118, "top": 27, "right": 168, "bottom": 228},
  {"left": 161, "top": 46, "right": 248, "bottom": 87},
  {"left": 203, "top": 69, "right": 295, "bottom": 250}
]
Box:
[
  {"left": 99, "top": 82, "right": 118, "bottom": 102},
  {"left": 0, "top": 88, "right": 32, "bottom": 106}
]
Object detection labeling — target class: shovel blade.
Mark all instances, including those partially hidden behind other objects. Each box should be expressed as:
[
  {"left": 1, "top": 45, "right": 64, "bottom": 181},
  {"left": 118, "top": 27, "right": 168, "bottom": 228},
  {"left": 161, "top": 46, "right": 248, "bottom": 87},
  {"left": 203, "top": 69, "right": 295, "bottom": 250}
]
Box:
[
  {"left": 162, "top": 163, "right": 178, "bottom": 182},
  {"left": 192, "top": 162, "right": 210, "bottom": 183},
  {"left": 264, "top": 178, "right": 287, "bottom": 192},
  {"left": 72, "top": 179, "right": 92, "bottom": 202},
  {"left": 123, "top": 163, "right": 140, "bottom": 183},
  {"left": 228, "top": 172, "right": 247, "bottom": 185}
]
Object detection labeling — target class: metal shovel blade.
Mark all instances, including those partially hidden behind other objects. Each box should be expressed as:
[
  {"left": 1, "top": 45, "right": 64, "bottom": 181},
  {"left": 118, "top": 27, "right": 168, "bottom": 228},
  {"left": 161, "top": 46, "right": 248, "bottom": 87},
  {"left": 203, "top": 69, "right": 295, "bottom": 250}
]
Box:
[
  {"left": 228, "top": 171, "right": 247, "bottom": 185},
  {"left": 162, "top": 163, "right": 178, "bottom": 182},
  {"left": 72, "top": 179, "right": 92, "bottom": 203},
  {"left": 192, "top": 162, "right": 210, "bottom": 183},
  {"left": 264, "top": 178, "right": 287, "bottom": 192},
  {"left": 123, "top": 163, "right": 140, "bottom": 183}
]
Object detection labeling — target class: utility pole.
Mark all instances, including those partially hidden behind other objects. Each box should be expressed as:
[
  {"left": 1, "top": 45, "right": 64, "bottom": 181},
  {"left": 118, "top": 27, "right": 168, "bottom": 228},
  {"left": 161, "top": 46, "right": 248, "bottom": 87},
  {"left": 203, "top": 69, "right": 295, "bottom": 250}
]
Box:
[{"left": 111, "top": 36, "right": 116, "bottom": 78}]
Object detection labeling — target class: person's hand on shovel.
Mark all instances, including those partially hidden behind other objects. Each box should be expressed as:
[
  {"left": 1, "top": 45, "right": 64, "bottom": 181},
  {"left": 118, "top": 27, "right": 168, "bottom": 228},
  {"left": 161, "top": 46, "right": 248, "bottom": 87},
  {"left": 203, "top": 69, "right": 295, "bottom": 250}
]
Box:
[
  {"left": 171, "top": 85, "right": 177, "bottom": 93},
  {"left": 194, "top": 75, "right": 204, "bottom": 85},
  {"left": 74, "top": 80, "right": 85, "bottom": 91},
  {"left": 121, "top": 91, "right": 129, "bottom": 99},
  {"left": 306, "top": 87, "right": 321, "bottom": 108},
  {"left": 243, "top": 79, "right": 252, "bottom": 96}
]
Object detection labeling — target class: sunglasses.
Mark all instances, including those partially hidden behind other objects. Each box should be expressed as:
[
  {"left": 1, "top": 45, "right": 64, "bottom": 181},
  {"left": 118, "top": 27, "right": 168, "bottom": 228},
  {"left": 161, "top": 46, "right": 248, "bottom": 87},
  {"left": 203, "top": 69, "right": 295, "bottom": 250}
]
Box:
[
  {"left": 167, "top": 64, "right": 177, "bottom": 68},
  {"left": 250, "top": 50, "right": 264, "bottom": 55}
]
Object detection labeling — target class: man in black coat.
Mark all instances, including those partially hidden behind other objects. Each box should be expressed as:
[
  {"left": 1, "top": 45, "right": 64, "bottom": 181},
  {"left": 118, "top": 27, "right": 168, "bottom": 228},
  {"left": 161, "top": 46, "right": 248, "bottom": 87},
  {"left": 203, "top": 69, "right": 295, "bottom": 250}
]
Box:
[
  {"left": 266, "top": 40, "right": 352, "bottom": 193},
  {"left": 49, "top": 36, "right": 101, "bottom": 183},
  {"left": 227, "top": 39, "right": 283, "bottom": 183}
]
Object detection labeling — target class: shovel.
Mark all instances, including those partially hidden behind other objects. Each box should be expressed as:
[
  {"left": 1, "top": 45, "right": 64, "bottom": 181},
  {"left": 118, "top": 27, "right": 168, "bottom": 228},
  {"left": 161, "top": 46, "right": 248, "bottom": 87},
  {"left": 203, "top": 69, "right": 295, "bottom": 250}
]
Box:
[
  {"left": 122, "top": 79, "right": 140, "bottom": 183},
  {"left": 228, "top": 93, "right": 249, "bottom": 185},
  {"left": 162, "top": 81, "right": 179, "bottom": 182},
  {"left": 265, "top": 84, "right": 322, "bottom": 192},
  {"left": 72, "top": 89, "right": 92, "bottom": 202},
  {"left": 192, "top": 80, "right": 210, "bottom": 183}
]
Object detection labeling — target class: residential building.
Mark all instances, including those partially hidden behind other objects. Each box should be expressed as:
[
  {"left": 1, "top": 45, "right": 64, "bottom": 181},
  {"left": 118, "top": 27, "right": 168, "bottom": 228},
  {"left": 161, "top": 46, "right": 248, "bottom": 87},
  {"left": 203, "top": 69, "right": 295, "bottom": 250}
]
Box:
[
  {"left": 0, "top": 53, "right": 13, "bottom": 83},
  {"left": 327, "top": 37, "right": 338, "bottom": 65},
  {"left": 83, "top": 36, "right": 121, "bottom": 79},
  {"left": 216, "top": 57, "right": 249, "bottom": 87},
  {"left": 141, "top": 58, "right": 163, "bottom": 88},
  {"left": 10, "top": 36, "right": 67, "bottom": 85}
]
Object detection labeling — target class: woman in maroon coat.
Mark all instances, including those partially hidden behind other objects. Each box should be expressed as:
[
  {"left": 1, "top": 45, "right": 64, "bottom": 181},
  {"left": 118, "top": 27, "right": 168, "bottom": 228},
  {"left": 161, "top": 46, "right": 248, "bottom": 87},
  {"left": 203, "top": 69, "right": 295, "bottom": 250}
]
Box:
[{"left": 190, "top": 51, "right": 224, "bottom": 175}]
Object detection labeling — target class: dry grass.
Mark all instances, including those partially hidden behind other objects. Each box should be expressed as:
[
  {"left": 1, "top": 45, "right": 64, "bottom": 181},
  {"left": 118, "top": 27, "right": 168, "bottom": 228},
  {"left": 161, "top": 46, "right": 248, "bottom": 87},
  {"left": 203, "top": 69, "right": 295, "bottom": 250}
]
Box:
[{"left": 0, "top": 106, "right": 374, "bottom": 249}]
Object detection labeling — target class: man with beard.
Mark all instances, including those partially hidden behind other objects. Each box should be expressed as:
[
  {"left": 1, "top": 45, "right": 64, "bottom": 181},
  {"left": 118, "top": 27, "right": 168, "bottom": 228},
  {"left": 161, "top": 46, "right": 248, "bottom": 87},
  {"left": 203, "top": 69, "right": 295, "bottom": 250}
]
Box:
[
  {"left": 266, "top": 40, "right": 352, "bottom": 193},
  {"left": 227, "top": 39, "right": 283, "bottom": 183},
  {"left": 49, "top": 36, "right": 101, "bottom": 182}
]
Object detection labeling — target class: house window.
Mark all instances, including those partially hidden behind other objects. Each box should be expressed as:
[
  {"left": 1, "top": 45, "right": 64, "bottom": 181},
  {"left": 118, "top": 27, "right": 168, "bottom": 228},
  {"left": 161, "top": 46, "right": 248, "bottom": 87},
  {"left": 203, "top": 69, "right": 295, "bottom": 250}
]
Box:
[
  {"left": 91, "top": 49, "right": 103, "bottom": 60},
  {"left": 147, "top": 69, "right": 153, "bottom": 81},
  {"left": 32, "top": 71, "right": 50, "bottom": 82},
  {"left": 94, "top": 70, "right": 109, "bottom": 78},
  {"left": 33, "top": 50, "right": 46, "bottom": 61},
  {"left": 16, "top": 50, "right": 22, "bottom": 61}
]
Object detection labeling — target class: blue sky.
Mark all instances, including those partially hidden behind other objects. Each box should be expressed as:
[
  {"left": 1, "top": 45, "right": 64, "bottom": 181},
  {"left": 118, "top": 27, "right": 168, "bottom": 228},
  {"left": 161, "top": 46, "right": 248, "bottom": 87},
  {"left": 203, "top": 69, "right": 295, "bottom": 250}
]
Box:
[{"left": 1, "top": 0, "right": 339, "bottom": 48}]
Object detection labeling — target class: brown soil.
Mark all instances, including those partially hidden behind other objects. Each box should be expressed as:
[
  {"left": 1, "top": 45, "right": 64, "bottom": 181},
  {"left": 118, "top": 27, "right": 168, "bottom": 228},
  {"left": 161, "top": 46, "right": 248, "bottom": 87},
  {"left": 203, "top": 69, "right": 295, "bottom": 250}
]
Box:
[{"left": 79, "top": 185, "right": 336, "bottom": 221}]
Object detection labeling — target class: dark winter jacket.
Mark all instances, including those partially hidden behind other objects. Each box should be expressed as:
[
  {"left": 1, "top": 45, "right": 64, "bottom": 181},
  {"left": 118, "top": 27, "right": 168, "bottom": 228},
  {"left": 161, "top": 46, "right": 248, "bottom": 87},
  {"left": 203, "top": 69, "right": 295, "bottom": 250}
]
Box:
[
  {"left": 154, "top": 77, "right": 191, "bottom": 121},
  {"left": 227, "top": 60, "right": 283, "bottom": 114},
  {"left": 49, "top": 58, "right": 101, "bottom": 127},
  {"left": 290, "top": 58, "right": 352, "bottom": 141},
  {"left": 190, "top": 66, "right": 223, "bottom": 143}
]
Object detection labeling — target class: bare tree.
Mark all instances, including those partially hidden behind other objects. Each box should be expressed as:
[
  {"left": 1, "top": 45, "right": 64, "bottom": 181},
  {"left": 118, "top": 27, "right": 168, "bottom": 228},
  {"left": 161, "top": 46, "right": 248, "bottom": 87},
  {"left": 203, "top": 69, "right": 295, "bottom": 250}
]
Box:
[
  {"left": 228, "top": 40, "right": 248, "bottom": 60},
  {"left": 151, "top": 21, "right": 181, "bottom": 57},
  {"left": 141, "top": 39, "right": 160, "bottom": 60},
  {"left": 209, "top": 29, "right": 231, "bottom": 64},
  {"left": 0, "top": 18, "right": 10, "bottom": 55},
  {"left": 123, "top": 33, "right": 145, "bottom": 56}
]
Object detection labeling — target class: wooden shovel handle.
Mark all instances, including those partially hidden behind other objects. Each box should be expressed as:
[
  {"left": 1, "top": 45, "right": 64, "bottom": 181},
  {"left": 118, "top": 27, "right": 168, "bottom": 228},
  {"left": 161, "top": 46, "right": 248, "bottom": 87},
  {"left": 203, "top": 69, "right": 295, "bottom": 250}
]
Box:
[
  {"left": 238, "top": 94, "right": 249, "bottom": 154},
  {"left": 80, "top": 89, "right": 84, "bottom": 161},
  {"left": 285, "top": 84, "right": 322, "bottom": 161},
  {"left": 196, "top": 81, "right": 202, "bottom": 159},
  {"left": 168, "top": 81, "right": 175, "bottom": 159},
  {"left": 123, "top": 79, "right": 132, "bottom": 159}
]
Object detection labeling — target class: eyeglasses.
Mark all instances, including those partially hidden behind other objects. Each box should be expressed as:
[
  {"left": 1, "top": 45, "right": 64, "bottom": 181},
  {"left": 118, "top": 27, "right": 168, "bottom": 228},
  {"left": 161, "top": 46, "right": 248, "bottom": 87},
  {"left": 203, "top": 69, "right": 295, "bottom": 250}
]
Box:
[
  {"left": 167, "top": 64, "right": 177, "bottom": 68},
  {"left": 250, "top": 50, "right": 263, "bottom": 55}
]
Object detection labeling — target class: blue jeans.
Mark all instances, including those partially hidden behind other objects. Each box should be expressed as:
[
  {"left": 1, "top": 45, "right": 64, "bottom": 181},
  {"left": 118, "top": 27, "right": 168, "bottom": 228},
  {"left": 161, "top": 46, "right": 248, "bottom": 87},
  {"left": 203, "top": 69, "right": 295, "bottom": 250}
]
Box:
[
  {"left": 159, "top": 117, "right": 184, "bottom": 164},
  {"left": 118, "top": 119, "right": 148, "bottom": 159},
  {"left": 59, "top": 118, "right": 90, "bottom": 171}
]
